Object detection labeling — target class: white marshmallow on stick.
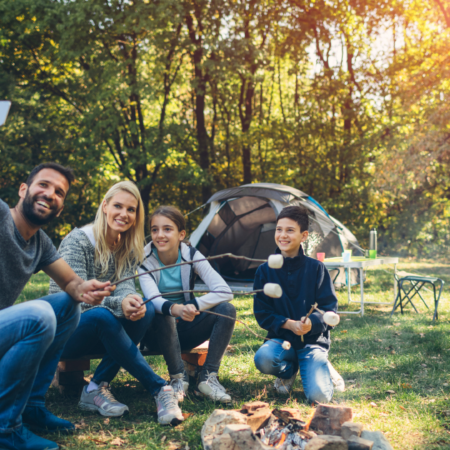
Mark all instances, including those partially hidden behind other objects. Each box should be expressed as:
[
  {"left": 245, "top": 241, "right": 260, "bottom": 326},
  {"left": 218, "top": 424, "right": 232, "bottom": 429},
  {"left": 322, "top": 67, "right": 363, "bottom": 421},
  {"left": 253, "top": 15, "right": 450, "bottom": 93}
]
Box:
[
  {"left": 323, "top": 311, "right": 340, "bottom": 327},
  {"left": 263, "top": 283, "right": 283, "bottom": 298},
  {"left": 282, "top": 341, "right": 291, "bottom": 350},
  {"left": 268, "top": 254, "right": 284, "bottom": 269}
]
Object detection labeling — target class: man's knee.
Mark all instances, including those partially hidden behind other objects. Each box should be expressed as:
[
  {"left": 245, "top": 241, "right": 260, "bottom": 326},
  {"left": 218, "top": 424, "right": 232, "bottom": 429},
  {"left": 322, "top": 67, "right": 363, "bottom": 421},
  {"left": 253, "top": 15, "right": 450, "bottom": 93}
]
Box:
[{"left": 27, "top": 301, "right": 57, "bottom": 341}]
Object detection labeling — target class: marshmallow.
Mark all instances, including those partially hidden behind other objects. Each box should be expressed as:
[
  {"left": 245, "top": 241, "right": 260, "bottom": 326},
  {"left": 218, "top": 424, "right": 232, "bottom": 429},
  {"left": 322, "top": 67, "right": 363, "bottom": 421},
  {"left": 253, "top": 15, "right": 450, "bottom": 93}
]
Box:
[
  {"left": 268, "top": 254, "right": 284, "bottom": 269},
  {"left": 282, "top": 341, "right": 291, "bottom": 350},
  {"left": 263, "top": 283, "right": 282, "bottom": 298},
  {"left": 323, "top": 311, "right": 340, "bottom": 327}
]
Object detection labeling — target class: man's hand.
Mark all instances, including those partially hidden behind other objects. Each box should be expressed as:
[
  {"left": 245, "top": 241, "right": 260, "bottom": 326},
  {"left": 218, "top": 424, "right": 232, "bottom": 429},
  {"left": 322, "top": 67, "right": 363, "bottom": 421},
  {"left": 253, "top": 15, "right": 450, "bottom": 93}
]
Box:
[
  {"left": 44, "top": 259, "right": 115, "bottom": 304},
  {"left": 170, "top": 303, "right": 200, "bottom": 322},
  {"left": 78, "top": 279, "right": 115, "bottom": 306},
  {"left": 282, "top": 317, "right": 312, "bottom": 336},
  {"left": 122, "top": 295, "right": 146, "bottom": 321}
]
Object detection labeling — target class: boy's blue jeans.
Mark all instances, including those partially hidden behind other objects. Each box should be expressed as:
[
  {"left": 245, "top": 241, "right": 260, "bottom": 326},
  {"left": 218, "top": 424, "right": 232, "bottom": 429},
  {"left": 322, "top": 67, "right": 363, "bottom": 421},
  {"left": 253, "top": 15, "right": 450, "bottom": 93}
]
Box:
[
  {"left": 254, "top": 339, "right": 333, "bottom": 403},
  {"left": 0, "top": 293, "right": 80, "bottom": 433},
  {"left": 61, "top": 304, "right": 167, "bottom": 396}
]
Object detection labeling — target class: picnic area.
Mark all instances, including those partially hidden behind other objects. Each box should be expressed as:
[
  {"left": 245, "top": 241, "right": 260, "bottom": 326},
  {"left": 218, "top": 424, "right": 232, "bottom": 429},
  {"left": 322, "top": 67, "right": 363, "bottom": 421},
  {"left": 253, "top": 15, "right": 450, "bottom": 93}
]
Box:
[{"left": 18, "top": 260, "right": 450, "bottom": 450}]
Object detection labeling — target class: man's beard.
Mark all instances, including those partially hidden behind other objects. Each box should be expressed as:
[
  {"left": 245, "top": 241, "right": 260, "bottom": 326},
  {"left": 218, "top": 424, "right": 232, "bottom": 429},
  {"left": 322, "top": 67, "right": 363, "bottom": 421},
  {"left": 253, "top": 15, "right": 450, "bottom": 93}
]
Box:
[{"left": 21, "top": 189, "right": 63, "bottom": 226}]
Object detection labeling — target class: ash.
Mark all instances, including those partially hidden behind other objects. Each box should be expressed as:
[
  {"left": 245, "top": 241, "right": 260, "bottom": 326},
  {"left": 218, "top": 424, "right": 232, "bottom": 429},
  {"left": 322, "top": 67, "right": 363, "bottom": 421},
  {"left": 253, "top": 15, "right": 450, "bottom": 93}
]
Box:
[{"left": 256, "top": 418, "right": 314, "bottom": 450}]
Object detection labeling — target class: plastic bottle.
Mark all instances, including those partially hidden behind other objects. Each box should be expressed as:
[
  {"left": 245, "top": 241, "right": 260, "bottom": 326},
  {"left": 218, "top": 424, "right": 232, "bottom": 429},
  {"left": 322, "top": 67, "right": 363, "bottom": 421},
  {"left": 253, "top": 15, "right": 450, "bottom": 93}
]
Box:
[{"left": 369, "top": 228, "right": 377, "bottom": 258}]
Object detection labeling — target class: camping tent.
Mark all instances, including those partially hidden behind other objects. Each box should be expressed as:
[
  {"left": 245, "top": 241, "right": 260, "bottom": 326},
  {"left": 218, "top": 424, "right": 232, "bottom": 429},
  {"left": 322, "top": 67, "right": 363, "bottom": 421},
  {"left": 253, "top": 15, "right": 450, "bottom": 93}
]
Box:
[{"left": 190, "top": 183, "right": 363, "bottom": 285}]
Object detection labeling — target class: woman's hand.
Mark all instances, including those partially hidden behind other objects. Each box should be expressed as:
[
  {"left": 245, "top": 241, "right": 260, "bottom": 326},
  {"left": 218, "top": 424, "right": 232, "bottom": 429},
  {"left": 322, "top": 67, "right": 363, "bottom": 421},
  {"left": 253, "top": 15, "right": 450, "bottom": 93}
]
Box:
[
  {"left": 122, "top": 295, "right": 146, "bottom": 321},
  {"left": 170, "top": 303, "right": 200, "bottom": 322},
  {"left": 282, "top": 317, "right": 312, "bottom": 336}
]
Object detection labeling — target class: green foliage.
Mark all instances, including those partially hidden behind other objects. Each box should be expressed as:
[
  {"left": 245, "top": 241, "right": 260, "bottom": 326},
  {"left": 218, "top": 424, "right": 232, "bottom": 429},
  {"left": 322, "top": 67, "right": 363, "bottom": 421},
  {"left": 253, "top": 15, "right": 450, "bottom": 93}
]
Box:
[{"left": 1, "top": 0, "right": 449, "bottom": 253}]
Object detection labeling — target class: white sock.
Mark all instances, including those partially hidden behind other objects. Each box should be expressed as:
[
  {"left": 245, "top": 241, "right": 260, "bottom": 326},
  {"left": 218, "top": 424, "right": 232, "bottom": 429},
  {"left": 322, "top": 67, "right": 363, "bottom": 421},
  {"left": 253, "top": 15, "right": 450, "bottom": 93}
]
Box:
[{"left": 87, "top": 381, "right": 99, "bottom": 393}]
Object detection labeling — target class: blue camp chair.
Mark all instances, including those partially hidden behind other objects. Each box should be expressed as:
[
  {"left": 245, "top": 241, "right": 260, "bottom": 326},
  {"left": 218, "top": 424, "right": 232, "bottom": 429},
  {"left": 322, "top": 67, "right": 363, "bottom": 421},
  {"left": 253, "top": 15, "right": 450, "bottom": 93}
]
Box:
[{"left": 390, "top": 271, "right": 444, "bottom": 321}]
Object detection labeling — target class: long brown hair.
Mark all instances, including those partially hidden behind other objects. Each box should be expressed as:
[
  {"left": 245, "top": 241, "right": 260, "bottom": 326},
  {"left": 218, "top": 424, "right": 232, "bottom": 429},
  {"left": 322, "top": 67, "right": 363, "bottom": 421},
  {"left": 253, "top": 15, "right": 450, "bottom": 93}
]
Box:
[{"left": 149, "top": 205, "right": 190, "bottom": 244}]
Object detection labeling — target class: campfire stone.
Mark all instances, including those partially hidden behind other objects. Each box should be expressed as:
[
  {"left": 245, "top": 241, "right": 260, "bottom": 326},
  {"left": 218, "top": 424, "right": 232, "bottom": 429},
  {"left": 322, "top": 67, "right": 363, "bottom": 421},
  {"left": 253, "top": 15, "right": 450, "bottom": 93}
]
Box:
[
  {"left": 241, "top": 401, "right": 269, "bottom": 413},
  {"left": 341, "top": 422, "right": 364, "bottom": 440},
  {"left": 305, "top": 435, "right": 348, "bottom": 450},
  {"left": 245, "top": 408, "right": 272, "bottom": 432},
  {"left": 360, "top": 431, "right": 393, "bottom": 450},
  {"left": 347, "top": 435, "right": 374, "bottom": 450},
  {"left": 224, "top": 424, "right": 266, "bottom": 450},
  {"left": 201, "top": 410, "right": 248, "bottom": 450},
  {"left": 310, "top": 404, "right": 353, "bottom": 436}
]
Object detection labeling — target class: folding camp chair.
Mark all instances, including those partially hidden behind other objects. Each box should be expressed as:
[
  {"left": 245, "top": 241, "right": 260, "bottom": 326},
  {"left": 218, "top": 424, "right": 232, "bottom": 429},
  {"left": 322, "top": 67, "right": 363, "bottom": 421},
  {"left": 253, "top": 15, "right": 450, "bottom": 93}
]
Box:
[
  {"left": 327, "top": 266, "right": 341, "bottom": 284},
  {"left": 390, "top": 271, "right": 444, "bottom": 321}
]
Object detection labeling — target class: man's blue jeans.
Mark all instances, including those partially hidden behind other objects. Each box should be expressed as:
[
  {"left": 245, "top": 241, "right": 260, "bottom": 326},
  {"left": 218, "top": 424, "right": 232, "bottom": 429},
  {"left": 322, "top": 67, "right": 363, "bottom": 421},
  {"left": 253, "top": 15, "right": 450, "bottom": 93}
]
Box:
[
  {"left": 254, "top": 339, "right": 333, "bottom": 403},
  {"left": 61, "top": 304, "right": 167, "bottom": 396},
  {"left": 0, "top": 293, "right": 80, "bottom": 433}
]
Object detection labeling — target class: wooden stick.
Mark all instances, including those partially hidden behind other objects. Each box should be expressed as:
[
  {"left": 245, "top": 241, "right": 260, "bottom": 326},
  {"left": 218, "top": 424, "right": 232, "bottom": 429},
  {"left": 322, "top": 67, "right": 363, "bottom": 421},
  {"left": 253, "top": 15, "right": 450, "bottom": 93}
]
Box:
[
  {"left": 141, "top": 289, "right": 262, "bottom": 306},
  {"left": 111, "top": 253, "right": 268, "bottom": 287},
  {"left": 301, "top": 302, "right": 318, "bottom": 342},
  {"left": 200, "top": 309, "right": 285, "bottom": 347}
]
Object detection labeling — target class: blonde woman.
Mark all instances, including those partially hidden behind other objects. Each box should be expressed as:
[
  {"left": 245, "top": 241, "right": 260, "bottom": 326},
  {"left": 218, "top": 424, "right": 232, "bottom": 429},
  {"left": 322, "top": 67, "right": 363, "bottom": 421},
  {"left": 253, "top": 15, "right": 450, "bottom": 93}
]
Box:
[{"left": 49, "top": 182, "right": 184, "bottom": 425}]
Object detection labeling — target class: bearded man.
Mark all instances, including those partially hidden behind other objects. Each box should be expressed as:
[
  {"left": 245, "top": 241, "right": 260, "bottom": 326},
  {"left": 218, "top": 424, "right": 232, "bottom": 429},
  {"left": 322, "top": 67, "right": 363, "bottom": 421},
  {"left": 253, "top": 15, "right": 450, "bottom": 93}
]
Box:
[{"left": 0, "top": 163, "right": 114, "bottom": 450}]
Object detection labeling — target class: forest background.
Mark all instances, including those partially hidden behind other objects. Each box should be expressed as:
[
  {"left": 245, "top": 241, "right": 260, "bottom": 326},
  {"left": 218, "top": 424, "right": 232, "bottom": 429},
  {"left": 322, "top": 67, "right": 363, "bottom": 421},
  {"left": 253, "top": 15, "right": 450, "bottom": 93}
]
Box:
[{"left": 1, "top": 0, "right": 449, "bottom": 256}]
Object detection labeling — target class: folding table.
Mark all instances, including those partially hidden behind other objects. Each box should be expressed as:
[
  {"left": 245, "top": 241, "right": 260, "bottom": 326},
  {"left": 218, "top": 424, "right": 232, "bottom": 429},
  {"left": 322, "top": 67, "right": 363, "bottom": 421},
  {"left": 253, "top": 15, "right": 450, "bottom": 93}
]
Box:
[{"left": 324, "top": 257, "right": 399, "bottom": 317}]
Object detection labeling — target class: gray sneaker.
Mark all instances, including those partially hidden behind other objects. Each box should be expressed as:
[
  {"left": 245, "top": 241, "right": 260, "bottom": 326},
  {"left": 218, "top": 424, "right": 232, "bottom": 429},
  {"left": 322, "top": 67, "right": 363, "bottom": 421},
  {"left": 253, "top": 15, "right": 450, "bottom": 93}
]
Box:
[
  {"left": 274, "top": 372, "right": 297, "bottom": 395},
  {"left": 328, "top": 361, "right": 345, "bottom": 392},
  {"left": 79, "top": 382, "right": 129, "bottom": 417},
  {"left": 170, "top": 372, "right": 189, "bottom": 402},
  {"left": 196, "top": 371, "right": 231, "bottom": 403},
  {"left": 154, "top": 385, "right": 184, "bottom": 425}
]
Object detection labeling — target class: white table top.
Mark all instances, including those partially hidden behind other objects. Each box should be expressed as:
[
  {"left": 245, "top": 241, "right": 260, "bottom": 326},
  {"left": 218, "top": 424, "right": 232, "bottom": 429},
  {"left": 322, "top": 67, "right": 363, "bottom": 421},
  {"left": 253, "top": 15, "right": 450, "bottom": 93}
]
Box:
[{"left": 323, "top": 257, "right": 399, "bottom": 268}]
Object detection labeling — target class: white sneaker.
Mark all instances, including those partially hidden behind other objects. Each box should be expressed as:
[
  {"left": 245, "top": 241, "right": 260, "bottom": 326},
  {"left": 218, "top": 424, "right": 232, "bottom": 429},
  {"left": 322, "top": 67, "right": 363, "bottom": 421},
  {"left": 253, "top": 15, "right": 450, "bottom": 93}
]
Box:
[
  {"left": 328, "top": 361, "right": 345, "bottom": 392},
  {"left": 79, "top": 382, "right": 129, "bottom": 417},
  {"left": 196, "top": 371, "right": 231, "bottom": 403},
  {"left": 170, "top": 372, "right": 189, "bottom": 402},
  {"left": 274, "top": 372, "right": 297, "bottom": 395},
  {"left": 154, "top": 386, "right": 184, "bottom": 426}
]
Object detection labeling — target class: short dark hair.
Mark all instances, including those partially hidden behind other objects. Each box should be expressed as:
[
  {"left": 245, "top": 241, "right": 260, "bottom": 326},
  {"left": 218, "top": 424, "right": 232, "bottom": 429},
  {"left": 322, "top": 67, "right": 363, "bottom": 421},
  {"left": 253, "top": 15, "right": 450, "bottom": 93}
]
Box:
[
  {"left": 26, "top": 163, "right": 75, "bottom": 190},
  {"left": 277, "top": 205, "right": 310, "bottom": 232}
]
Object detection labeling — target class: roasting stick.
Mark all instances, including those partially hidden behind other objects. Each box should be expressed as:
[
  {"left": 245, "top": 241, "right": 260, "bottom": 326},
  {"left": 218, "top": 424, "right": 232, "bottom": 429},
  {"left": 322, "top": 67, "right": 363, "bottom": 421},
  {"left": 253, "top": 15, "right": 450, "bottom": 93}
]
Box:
[
  {"left": 141, "top": 289, "right": 264, "bottom": 306},
  {"left": 300, "top": 302, "right": 318, "bottom": 342},
  {"left": 141, "top": 286, "right": 291, "bottom": 349},
  {"left": 110, "top": 253, "right": 284, "bottom": 287}
]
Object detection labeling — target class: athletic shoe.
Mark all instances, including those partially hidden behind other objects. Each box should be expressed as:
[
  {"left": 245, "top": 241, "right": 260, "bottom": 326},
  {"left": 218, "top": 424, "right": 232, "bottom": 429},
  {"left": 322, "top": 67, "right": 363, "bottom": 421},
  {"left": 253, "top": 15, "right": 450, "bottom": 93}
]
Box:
[
  {"left": 154, "top": 386, "right": 184, "bottom": 425},
  {"left": 22, "top": 405, "right": 74, "bottom": 435},
  {"left": 196, "top": 371, "right": 231, "bottom": 403},
  {"left": 170, "top": 372, "right": 189, "bottom": 402},
  {"left": 0, "top": 425, "right": 58, "bottom": 450},
  {"left": 328, "top": 361, "right": 345, "bottom": 392},
  {"left": 274, "top": 372, "right": 298, "bottom": 395},
  {"left": 79, "top": 382, "right": 129, "bottom": 417}
]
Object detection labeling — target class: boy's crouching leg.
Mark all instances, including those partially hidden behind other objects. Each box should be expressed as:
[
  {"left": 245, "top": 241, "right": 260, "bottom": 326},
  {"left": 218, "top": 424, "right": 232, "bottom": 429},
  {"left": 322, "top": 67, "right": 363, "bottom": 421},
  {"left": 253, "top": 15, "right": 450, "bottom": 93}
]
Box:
[
  {"left": 298, "top": 347, "right": 333, "bottom": 404},
  {"left": 254, "top": 339, "right": 297, "bottom": 378}
]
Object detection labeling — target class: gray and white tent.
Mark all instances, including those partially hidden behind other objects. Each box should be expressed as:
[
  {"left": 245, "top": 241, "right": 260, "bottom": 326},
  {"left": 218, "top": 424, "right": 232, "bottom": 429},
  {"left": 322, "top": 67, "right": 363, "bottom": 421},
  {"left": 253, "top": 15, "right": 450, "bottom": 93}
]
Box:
[{"left": 190, "top": 183, "right": 363, "bottom": 286}]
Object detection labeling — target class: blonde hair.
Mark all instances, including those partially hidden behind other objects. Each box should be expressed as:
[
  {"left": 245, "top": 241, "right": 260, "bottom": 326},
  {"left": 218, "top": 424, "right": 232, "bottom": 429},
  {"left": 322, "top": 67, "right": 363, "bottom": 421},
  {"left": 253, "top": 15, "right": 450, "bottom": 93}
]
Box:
[{"left": 93, "top": 181, "right": 145, "bottom": 280}]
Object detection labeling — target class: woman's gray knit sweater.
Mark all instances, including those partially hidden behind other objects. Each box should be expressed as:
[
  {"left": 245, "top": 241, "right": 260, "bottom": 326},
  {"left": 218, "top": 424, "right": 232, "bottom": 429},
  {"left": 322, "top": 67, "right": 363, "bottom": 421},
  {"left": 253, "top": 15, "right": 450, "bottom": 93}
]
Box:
[{"left": 49, "top": 227, "right": 137, "bottom": 318}]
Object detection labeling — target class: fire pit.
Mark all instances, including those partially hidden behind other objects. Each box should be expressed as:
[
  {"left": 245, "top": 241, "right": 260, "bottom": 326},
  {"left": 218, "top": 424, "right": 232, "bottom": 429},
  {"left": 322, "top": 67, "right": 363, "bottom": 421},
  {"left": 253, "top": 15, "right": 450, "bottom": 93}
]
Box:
[{"left": 201, "top": 402, "right": 393, "bottom": 450}]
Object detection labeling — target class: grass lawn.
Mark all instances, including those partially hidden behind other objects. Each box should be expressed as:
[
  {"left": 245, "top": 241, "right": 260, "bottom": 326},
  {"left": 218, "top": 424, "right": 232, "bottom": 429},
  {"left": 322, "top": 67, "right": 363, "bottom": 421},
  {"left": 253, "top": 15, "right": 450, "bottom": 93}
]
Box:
[{"left": 15, "top": 261, "right": 450, "bottom": 450}]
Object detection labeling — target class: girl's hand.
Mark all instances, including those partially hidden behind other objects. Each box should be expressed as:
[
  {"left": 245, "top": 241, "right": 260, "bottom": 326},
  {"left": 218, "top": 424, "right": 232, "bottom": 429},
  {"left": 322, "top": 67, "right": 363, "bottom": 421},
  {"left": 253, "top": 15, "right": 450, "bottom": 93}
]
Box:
[
  {"left": 171, "top": 303, "right": 200, "bottom": 322},
  {"left": 282, "top": 318, "right": 312, "bottom": 336},
  {"left": 122, "top": 295, "right": 146, "bottom": 321}
]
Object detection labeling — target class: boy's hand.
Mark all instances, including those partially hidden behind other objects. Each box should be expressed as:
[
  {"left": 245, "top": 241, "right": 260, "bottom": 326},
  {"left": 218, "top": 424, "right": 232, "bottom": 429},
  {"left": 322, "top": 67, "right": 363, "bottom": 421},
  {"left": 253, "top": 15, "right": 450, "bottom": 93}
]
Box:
[{"left": 283, "top": 318, "right": 312, "bottom": 336}]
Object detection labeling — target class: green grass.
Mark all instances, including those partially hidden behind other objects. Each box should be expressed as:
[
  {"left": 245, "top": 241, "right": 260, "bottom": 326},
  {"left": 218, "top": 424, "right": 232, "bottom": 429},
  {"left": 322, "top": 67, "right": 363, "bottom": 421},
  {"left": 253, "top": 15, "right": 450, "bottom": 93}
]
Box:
[{"left": 18, "top": 262, "right": 450, "bottom": 449}]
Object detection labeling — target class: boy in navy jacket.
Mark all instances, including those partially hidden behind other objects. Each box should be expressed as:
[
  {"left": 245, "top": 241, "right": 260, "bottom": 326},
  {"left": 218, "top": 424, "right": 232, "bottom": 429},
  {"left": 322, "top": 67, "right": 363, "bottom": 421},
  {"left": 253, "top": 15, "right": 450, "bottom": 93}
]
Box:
[{"left": 253, "top": 206, "right": 344, "bottom": 403}]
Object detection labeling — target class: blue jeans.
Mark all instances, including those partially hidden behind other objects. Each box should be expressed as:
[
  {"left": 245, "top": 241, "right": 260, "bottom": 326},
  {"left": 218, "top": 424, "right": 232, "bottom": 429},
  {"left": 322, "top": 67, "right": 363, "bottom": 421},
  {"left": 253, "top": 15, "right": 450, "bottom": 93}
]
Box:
[
  {"left": 0, "top": 293, "right": 80, "bottom": 433},
  {"left": 61, "top": 304, "right": 167, "bottom": 396},
  {"left": 254, "top": 339, "right": 333, "bottom": 403}
]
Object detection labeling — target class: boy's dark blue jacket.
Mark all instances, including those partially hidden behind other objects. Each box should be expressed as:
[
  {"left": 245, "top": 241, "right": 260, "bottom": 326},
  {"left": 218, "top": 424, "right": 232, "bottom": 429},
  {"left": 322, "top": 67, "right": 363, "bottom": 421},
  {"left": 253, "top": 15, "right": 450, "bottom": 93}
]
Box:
[{"left": 253, "top": 247, "right": 338, "bottom": 351}]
